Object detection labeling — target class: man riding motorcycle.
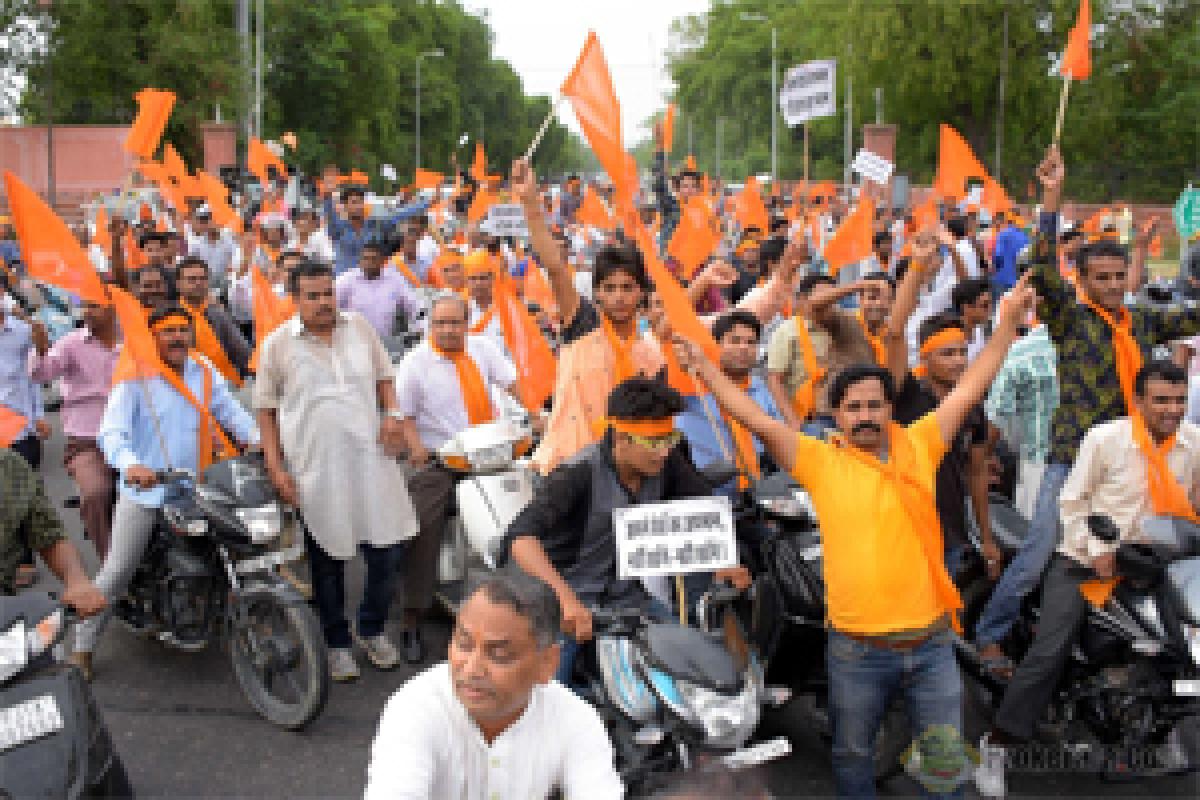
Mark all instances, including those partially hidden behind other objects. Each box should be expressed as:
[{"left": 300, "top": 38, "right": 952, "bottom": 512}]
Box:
[{"left": 498, "top": 377, "right": 750, "bottom": 684}]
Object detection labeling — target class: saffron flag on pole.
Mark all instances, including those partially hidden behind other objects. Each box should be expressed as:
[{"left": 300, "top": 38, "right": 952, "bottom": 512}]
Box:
[
  {"left": 414, "top": 169, "right": 443, "bottom": 190},
  {"left": 248, "top": 267, "right": 296, "bottom": 373},
  {"left": 734, "top": 176, "right": 770, "bottom": 234},
  {"left": 576, "top": 186, "right": 614, "bottom": 230},
  {"left": 662, "top": 104, "right": 676, "bottom": 155},
  {"left": 3, "top": 171, "right": 110, "bottom": 305},
  {"left": 822, "top": 197, "right": 875, "bottom": 274},
  {"left": 123, "top": 89, "right": 176, "bottom": 160},
  {"left": 667, "top": 197, "right": 720, "bottom": 280},
  {"left": 494, "top": 272, "right": 557, "bottom": 413},
  {"left": 935, "top": 125, "right": 990, "bottom": 201},
  {"left": 560, "top": 32, "right": 632, "bottom": 211},
  {"left": 1061, "top": 0, "right": 1092, "bottom": 80},
  {"left": 248, "top": 137, "right": 288, "bottom": 189}
]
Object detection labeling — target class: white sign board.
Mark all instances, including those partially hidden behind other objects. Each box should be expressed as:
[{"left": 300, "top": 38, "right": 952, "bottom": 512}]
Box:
[
  {"left": 379, "top": 164, "right": 398, "bottom": 182},
  {"left": 851, "top": 149, "right": 895, "bottom": 186},
  {"left": 614, "top": 497, "right": 737, "bottom": 579},
  {"left": 779, "top": 59, "right": 837, "bottom": 127},
  {"left": 481, "top": 203, "right": 529, "bottom": 237}
]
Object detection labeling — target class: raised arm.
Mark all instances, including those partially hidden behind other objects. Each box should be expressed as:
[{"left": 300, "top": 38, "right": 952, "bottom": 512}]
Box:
[
  {"left": 806, "top": 279, "right": 866, "bottom": 323},
  {"left": 935, "top": 272, "right": 1032, "bottom": 444},
  {"left": 884, "top": 228, "right": 938, "bottom": 385},
  {"left": 513, "top": 159, "right": 580, "bottom": 325},
  {"left": 1028, "top": 146, "right": 1072, "bottom": 321}
]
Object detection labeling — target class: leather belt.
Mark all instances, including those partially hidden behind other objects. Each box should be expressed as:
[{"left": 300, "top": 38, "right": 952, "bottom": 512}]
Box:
[{"left": 841, "top": 629, "right": 936, "bottom": 652}]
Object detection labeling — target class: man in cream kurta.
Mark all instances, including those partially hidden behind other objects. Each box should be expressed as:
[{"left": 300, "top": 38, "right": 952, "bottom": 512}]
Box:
[{"left": 255, "top": 261, "right": 417, "bottom": 680}]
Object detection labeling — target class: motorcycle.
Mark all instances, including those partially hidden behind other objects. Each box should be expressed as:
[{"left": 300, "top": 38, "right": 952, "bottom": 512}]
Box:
[
  {"left": 115, "top": 454, "right": 329, "bottom": 730},
  {"left": 433, "top": 394, "right": 536, "bottom": 612},
  {"left": 957, "top": 513, "right": 1200, "bottom": 777},
  {"left": 738, "top": 470, "right": 915, "bottom": 784},
  {"left": 0, "top": 592, "right": 132, "bottom": 797},
  {"left": 581, "top": 586, "right": 790, "bottom": 795}
]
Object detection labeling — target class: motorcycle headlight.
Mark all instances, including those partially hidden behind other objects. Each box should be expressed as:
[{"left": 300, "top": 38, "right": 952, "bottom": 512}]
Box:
[
  {"left": 757, "top": 490, "right": 812, "bottom": 520},
  {"left": 676, "top": 679, "right": 761, "bottom": 750},
  {"left": 0, "top": 621, "right": 28, "bottom": 684},
  {"left": 235, "top": 503, "right": 283, "bottom": 543}
]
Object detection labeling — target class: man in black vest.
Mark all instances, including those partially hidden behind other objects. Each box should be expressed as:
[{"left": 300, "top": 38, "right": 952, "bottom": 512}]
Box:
[{"left": 500, "top": 377, "right": 749, "bottom": 684}]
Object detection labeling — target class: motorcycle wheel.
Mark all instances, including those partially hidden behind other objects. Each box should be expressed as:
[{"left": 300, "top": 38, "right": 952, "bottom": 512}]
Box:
[{"left": 229, "top": 584, "right": 330, "bottom": 730}]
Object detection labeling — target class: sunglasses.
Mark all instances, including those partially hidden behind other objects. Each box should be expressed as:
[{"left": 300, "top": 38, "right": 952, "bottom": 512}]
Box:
[{"left": 623, "top": 429, "right": 683, "bottom": 452}]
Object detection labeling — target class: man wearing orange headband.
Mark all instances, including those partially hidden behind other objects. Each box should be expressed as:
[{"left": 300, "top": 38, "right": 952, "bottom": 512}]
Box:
[
  {"left": 73, "top": 305, "right": 259, "bottom": 679},
  {"left": 463, "top": 247, "right": 505, "bottom": 346},
  {"left": 499, "top": 377, "right": 749, "bottom": 685},
  {"left": 974, "top": 146, "right": 1200, "bottom": 679},
  {"left": 887, "top": 241, "right": 1001, "bottom": 584},
  {"left": 675, "top": 273, "right": 1033, "bottom": 797}
]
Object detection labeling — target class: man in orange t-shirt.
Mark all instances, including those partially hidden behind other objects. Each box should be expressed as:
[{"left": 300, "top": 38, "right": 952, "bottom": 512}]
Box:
[{"left": 676, "top": 274, "right": 1032, "bottom": 797}]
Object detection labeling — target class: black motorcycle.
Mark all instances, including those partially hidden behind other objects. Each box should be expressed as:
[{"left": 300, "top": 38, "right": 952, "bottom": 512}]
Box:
[
  {"left": 957, "top": 512, "right": 1200, "bottom": 777},
  {"left": 0, "top": 592, "right": 132, "bottom": 798},
  {"left": 116, "top": 454, "right": 329, "bottom": 729},
  {"left": 738, "top": 470, "right": 914, "bottom": 783}
]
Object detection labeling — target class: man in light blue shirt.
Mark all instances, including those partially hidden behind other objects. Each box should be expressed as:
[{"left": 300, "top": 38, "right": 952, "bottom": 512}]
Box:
[
  {"left": 0, "top": 298, "right": 46, "bottom": 467},
  {"left": 323, "top": 185, "right": 428, "bottom": 276},
  {"left": 71, "top": 305, "right": 258, "bottom": 679},
  {"left": 676, "top": 310, "right": 782, "bottom": 496}
]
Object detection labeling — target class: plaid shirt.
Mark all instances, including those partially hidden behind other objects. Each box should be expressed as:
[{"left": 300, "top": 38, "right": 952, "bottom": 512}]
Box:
[
  {"left": 986, "top": 326, "right": 1058, "bottom": 462},
  {"left": 1031, "top": 212, "right": 1200, "bottom": 465},
  {"left": 0, "top": 449, "right": 65, "bottom": 594}
]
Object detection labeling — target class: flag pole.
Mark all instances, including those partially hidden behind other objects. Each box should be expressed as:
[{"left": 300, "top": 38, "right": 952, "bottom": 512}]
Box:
[
  {"left": 524, "top": 97, "right": 561, "bottom": 161},
  {"left": 1053, "top": 76, "right": 1072, "bottom": 146}
]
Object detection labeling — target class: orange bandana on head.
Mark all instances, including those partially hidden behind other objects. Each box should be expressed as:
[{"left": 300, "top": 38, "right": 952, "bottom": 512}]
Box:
[
  {"left": 790, "top": 315, "right": 826, "bottom": 421},
  {"left": 431, "top": 341, "right": 494, "bottom": 425},
  {"left": 913, "top": 327, "right": 967, "bottom": 378},
  {"left": 607, "top": 417, "right": 675, "bottom": 438}
]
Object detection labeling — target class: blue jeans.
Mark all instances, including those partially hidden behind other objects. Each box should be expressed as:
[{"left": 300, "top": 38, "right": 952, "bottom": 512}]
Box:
[
  {"left": 304, "top": 531, "right": 407, "bottom": 649},
  {"left": 827, "top": 629, "right": 966, "bottom": 798},
  {"left": 973, "top": 462, "right": 1069, "bottom": 648}
]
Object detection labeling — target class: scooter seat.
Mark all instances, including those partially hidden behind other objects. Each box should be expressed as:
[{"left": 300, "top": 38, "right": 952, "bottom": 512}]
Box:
[{"left": 639, "top": 623, "right": 741, "bottom": 693}]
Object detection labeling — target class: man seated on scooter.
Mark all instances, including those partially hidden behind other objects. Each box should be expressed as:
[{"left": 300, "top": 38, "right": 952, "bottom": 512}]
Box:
[
  {"left": 70, "top": 306, "right": 259, "bottom": 681},
  {"left": 988, "top": 360, "right": 1200, "bottom": 750},
  {"left": 0, "top": 445, "right": 106, "bottom": 614},
  {"left": 364, "top": 568, "right": 623, "bottom": 799},
  {"left": 499, "top": 377, "right": 751, "bottom": 685},
  {"left": 394, "top": 291, "right": 517, "bottom": 664}
]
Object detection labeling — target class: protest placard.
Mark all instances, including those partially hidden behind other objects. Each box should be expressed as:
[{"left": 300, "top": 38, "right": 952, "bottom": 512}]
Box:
[{"left": 614, "top": 497, "right": 737, "bottom": 579}]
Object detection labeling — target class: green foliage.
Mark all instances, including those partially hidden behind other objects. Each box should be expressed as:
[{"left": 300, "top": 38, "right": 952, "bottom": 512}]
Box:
[
  {"left": 667, "top": 0, "right": 1200, "bottom": 202},
  {"left": 4, "top": 0, "right": 589, "bottom": 184}
]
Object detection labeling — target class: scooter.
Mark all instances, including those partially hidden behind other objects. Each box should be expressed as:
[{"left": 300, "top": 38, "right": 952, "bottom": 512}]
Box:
[
  {"left": 0, "top": 592, "right": 132, "bottom": 797},
  {"left": 433, "top": 393, "right": 536, "bottom": 611}
]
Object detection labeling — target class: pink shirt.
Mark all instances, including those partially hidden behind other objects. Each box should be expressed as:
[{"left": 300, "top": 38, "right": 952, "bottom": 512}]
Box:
[{"left": 29, "top": 328, "right": 120, "bottom": 439}]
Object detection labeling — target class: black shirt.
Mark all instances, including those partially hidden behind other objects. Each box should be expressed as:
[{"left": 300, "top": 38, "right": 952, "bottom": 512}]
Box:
[
  {"left": 497, "top": 435, "right": 711, "bottom": 575},
  {"left": 893, "top": 374, "right": 988, "bottom": 546}
]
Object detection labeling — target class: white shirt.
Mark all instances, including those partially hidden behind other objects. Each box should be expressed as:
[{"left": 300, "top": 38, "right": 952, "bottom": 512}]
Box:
[
  {"left": 1058, "top": 417, "right": 1200, "bottom": 565},
  {"left": 417, "top": 233, "right": 440, "bottom": 275},
  {"left": 395, "top": 336, "right": 516, "bottom": 450},
  {"left": 288, "top": 229, "right": 335, "bottom": 264},
  {"left": 468, "top": 299, "right": 507, "bottom": 349},
  {"left": 186, "top": 229, "right": 239, "bottom": 282},
  {"left": 954, "top": 237, "right": 981, "bottom": 278},
  {"left": 364, "top": 663, "right": 624, "bottom": 800}
]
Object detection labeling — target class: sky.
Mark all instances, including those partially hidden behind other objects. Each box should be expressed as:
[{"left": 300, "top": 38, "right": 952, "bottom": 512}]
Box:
[{"left": 463, "top": 0, "right": 709, "bottom": 147}]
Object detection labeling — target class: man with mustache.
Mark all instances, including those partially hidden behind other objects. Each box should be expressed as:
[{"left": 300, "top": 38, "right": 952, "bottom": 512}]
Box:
[
  {"left": 674, "top": 272, "right": 1033, "bottom": 798},
  {"left": 365, "top": 569, "right": 622, "bottom": 798},
  {"left": 70, "top": 306, "right": 259, "bottom": 680}
]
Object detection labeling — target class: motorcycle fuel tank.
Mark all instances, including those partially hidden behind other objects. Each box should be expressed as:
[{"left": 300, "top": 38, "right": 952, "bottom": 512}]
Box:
[{"left": 455, "top": 468, "right": 534, "bottom": 568}]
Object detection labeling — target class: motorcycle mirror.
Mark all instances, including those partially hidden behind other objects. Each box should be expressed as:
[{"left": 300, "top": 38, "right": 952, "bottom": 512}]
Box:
[
  {"left": 699, "top": 461, "right": 738, "bottom": 489},
  {"left": 1086, "top": 513, "right": 1122, "bottom": 543}
]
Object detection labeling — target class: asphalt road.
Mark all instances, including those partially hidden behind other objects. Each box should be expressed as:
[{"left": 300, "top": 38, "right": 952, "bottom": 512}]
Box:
[{"left": 25, "top": 421, "right": 1200, "bottom": 798}]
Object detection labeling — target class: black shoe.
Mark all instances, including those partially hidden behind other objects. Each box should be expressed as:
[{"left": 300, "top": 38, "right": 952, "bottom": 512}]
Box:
[{"left": 401, "top": 627, "right": 424, "bottom": 665}]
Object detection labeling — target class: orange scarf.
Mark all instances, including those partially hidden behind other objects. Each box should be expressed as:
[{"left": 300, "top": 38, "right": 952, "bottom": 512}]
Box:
[
  {"left": 720, "top": 377, "right": 761, "bottom": 489},
  {"left": 471, "top": 305, "right": 495, "bottom": 335},
  {"left": 790, "top": 316, "right": 826, "bottom": 421},
  {"left": 835, "top": 423, "right": 963, "bottom": 631},
  {"left": 856, "top": 312, "right": 887, "bottom": 365},
  {"left": 181, "top": 300, "right": 242, "bottom": 387},
  {"left": 1082, "top": 296, "right": 1142, "bottom": 414},
  {"left": 388, "top": 255, "right": 423, "bottom": 289},
  {"left": 432, "top": 341, "right": 494, "bottom": 425},
  {"left": 600, "top": 314, "right": 637, "bottom": 383}
]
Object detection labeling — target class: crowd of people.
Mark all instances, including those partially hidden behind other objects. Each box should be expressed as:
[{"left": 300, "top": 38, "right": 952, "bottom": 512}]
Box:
[{"left": 2, "top": 125, "right": 1197, "bottom": 798}]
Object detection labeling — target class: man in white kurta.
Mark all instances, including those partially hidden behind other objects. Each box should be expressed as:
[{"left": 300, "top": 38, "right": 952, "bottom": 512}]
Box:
[{"left": 255, "top": 261, "right": 417, "bottom": 681}]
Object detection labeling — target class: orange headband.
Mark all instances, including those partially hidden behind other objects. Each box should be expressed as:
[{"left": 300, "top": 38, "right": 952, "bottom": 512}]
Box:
[
  {"left": 608, "top": 417, "right": 676, "bottom": 437},
  {"left": 150, "top": 312, "right": 192, "bottom": 332},
  {"left": 919, "top": 327, "right": 967, "bottom": 356},
  {"left": 464, "top": 250, "right": 496, "bottom": 277}
]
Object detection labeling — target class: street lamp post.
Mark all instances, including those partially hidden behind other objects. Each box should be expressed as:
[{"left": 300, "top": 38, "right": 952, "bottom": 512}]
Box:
[
  {"left": 415, "top": 49, "right": 444, "bottom": 171},
  {"left": 38, "top": 0, "right": 54, "bottom": 205},
  {"left": 740, "top": 13, "right": 777, "bottom": 183}
]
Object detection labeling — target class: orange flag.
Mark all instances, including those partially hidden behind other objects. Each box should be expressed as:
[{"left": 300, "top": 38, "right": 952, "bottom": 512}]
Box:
[
  {"left": 935, "top": 125, "right": 989, "bottom": 201},
  {"left": 249, "top": 267, "right": 296, "bottom": 373},
  {"left": 93, "top": 206, "right": 112, "bottom": 254},
  {"left": 561, "top": 33, "right": 630, "bottom": 210},
  {"left": 123, "top": 89, "right": 176, "bottom": 160},
  {"left": 577, "top": 186, "right": 614, "bottom": 230},
  {"left": 471, "top": 142, "right": 488, "bottom": 184},
  {"left": 1061, "top": 0, "right": 1092, "bottom": 80},
  {"left": 523, "top": 263, "right": 558, "bottom": 315},
  {"left": 662, "top": 104, "right": 676, "bottom": 154},
  {"left": 494, "top": 272, "right": 556, "bottom": 413},
  {"left": 347, "top": 170, "right": 369, "bottom": 185},
  {"left": 912, "top": 192, "right": 940, "bottom": 231},
  {"left": 467, "top": 187, "right": 497, "bottom": 224},
  {"left": 248, "top": 137, "right": 287, "bottom": 188},
  {"left": 686, "top": 154, "right": 697, "bottom": 171},
  {"left": 0, "top": 407, "right": 27, "bottom": 449},
  {"left": 981, "top": 177, "right": 1013, "bottom": 216},
  {"left": 3, "top": 171, "right": 110, "bottom": 305},
  {"left": 163, "top": 143, "right": 188, "bottom": 185},
  {"left": 734, "top": 176, "right": 770, "bottom": 234},
  {"left": 414, "top": 168, "right": 443, "bottom": 190},
  {"left": 195, "top": 170, "right": 242, "bottom": 233},
  {"left": 667, "top": 197, "right": 721, "bottom": 279},
  {"left": 823, "top": 197, "right": 876, "bottom": 274}
]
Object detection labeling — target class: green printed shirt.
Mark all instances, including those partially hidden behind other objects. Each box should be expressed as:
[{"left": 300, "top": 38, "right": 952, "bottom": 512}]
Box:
[
  {"left": 1031, "top": 213, "right": 1200, "bottom": 465},
  {"left": 0, "top": 449, "right": 65, "bottom": 594}
]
